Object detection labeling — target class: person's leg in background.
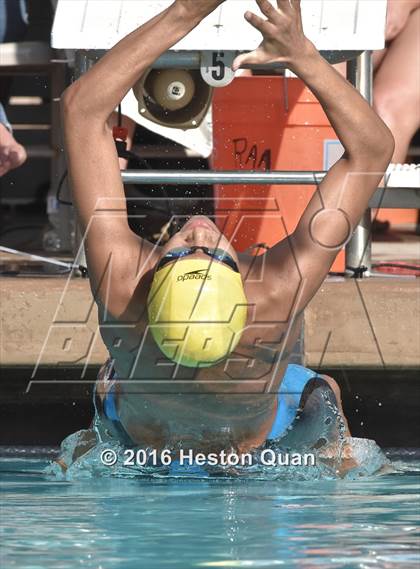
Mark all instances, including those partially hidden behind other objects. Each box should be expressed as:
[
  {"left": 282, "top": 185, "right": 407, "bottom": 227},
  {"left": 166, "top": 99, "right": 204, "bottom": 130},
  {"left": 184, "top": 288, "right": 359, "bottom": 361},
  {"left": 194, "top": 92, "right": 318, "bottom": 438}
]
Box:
[
  {"left": 373, "top": 7, "right": 420, "bottom": 231},
  {"left": 0, "top": 0, "right": 28, "bottom": 177},
  {"left": 373, "top": 8, "right": 420, "bottom": 163}
]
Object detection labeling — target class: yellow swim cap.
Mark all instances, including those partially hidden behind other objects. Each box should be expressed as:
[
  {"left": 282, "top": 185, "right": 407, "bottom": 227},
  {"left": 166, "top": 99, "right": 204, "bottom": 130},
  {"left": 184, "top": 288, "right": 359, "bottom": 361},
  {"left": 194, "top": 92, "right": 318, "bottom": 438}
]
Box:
[{"left": 147, "top": 259, "right": 248, "bottom": 368}]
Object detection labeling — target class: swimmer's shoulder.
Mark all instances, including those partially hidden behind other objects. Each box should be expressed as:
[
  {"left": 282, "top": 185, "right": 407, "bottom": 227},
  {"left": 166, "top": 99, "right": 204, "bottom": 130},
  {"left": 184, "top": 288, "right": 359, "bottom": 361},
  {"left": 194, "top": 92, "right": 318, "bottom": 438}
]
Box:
[{"left": 90, "top": 238, "right": 159, "bottom": 319}]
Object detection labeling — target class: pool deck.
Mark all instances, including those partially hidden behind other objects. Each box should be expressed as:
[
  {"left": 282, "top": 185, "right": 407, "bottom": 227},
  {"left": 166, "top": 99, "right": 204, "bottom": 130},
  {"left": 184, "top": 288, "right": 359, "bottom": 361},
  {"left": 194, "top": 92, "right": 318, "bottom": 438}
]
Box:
[{"left": 1, "top": 272, "right": 418, "bottom": 369}]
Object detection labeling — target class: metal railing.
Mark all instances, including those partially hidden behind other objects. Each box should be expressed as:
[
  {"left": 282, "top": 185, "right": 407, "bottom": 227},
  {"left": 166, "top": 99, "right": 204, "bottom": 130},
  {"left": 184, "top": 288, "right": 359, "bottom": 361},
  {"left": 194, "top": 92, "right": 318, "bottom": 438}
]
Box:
[
  {"left": 121, "top": 170, "right": 326, "bottom": 185},
  {"left": 120, "top": 170, "right": 419, "bottom": 211},
  {"left": 345, "top": 51, "right": 373, "bottom": 275}
]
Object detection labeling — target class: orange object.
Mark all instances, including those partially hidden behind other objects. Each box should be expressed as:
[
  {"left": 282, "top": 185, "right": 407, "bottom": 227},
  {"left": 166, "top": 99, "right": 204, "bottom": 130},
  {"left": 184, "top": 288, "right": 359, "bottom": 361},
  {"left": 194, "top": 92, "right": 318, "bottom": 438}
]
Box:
[
  {"left": 375, "top": 208, "right": 418, "bottom": 227},
  {"left": 112, "top": 126, "right": 128, "bottom": 141},
  {"left": 212, "top": 76, "right": 345, "bottom": 272}
]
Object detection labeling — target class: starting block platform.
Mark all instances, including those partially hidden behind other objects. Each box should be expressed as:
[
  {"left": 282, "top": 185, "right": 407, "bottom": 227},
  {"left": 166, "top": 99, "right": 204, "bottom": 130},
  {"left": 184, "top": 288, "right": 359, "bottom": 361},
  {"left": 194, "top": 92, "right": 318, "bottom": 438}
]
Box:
[
  {"left": 52, "top": 0, "right": 387, "bottom": 52},
  {"left": 51, "top": 1, "right": 387, "bottom": 157}
]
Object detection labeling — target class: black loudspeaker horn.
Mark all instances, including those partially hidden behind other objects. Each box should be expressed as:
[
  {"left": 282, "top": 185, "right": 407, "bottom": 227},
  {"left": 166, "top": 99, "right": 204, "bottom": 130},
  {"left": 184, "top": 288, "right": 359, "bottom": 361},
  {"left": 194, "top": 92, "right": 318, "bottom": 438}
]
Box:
[{"left": 132, "top": 69, "right": 213, "bottom": 130}]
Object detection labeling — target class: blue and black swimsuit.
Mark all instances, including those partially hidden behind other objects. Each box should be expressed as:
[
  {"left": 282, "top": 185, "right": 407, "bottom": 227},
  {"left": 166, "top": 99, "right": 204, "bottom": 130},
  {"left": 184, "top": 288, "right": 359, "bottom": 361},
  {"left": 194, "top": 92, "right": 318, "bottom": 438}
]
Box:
[{"left": 94, "top": 362, "right": 340, "bottom": 455}]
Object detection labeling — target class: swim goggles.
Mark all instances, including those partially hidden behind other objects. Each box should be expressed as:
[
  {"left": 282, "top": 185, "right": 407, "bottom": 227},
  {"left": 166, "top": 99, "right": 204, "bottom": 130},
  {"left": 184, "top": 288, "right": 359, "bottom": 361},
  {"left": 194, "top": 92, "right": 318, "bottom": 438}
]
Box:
[{"left": 156, "top": 246, "right": 240, "bottom": 273}]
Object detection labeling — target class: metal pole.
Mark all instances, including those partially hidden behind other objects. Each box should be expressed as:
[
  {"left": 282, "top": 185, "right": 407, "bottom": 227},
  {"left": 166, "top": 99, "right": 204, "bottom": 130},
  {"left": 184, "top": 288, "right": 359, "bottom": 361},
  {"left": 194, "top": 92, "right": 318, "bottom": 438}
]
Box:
[
  {"left": 91, "top": 49, "right": 363, "bottom": 69},
  {"left": 74, "top": 50, "right": 99, "bottom": 78},
  {"left": 120, "top": 170, "right": 418, "bottom": 207},
  {"left": 44, "top": 50, "right": 74, "bottom": 253},
  {"left": 64, "top": 171, "right": 415, "bottom": 263},
  {"left": 345, "top": 51, "right": 373, "bottom": 277},
  {"left": 121, "top": 170, "right": 326, "bottom": 185},
  {"left": 71, "top": 51, "right": 99, "bottom": 268}
]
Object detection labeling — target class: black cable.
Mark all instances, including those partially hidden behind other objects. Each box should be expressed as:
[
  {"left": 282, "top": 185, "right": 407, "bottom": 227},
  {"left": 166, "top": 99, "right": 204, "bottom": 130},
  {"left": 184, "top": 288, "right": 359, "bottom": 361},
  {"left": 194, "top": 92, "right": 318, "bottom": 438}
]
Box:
[
  {"left": 347, "top": 265, "right": 369, "bottom": 278},
  {"left": 56, "top": 169, "right": 72, "bottom": 206},
  {"left": 117, "top": 146, "right": 152, "bottom": 170}
]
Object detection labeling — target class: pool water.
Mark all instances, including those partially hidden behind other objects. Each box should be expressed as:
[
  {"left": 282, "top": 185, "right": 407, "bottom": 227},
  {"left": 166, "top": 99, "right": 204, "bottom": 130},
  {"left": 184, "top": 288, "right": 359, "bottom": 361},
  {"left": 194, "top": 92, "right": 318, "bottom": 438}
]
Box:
[{"left": 1, "top": 449, "right": 419, "bottom": 569}]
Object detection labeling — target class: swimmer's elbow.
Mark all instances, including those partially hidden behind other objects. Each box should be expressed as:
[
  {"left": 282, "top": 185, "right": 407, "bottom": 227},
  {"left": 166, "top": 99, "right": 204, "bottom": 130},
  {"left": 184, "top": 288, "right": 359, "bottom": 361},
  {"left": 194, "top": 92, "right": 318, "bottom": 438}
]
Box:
[
  {"left": 61, "top": 83, "right": 82, "bottom": 117},
  {"left": 385, "top": 130, "right": 395, "bottom": 163},
  {"left": 61, "top": 81, "right": 100, "bottom": 125},
  {"left": 373, "top": 122, "right": 395, "bottom": 166},
  {"left": 354, "top": 122, "right": 395, "bottom": 171},
  {"left": 61, "top": 84, "right": 87, "bottom": 133}
]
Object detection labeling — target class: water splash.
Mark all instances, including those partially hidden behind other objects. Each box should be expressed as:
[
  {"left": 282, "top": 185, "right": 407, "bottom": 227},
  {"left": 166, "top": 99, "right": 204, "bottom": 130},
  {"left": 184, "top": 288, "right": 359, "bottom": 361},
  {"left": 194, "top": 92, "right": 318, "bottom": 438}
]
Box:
[
  {"left": 45, "top": 432, "right": 391, "bottom": 482},
  {"left": 45, "top": 380, "right": 391, "bottom": 481}
]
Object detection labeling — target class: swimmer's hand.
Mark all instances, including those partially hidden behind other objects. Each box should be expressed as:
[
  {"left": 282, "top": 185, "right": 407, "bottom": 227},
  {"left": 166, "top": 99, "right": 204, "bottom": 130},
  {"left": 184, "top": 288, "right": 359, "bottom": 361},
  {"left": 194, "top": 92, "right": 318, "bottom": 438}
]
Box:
[
  {"left": 232, "top": 0, "right": 314, "bottom": 72},
  {"left": 174, "top": 0, "right": 225, "bottom": 20},
  {"left": 0, "top": 123, "right": 27, "bottom": 177}
]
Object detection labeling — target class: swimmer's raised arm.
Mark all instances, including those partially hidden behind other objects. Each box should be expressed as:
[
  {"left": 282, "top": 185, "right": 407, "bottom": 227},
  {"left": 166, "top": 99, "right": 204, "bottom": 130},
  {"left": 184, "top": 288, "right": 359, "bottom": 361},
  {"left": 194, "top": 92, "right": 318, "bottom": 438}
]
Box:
[
  {"left": 61, "top": 1, "right": 225, "bottom": 314},
  {"left": 234, "top": 0, "right": 394, "bottom": 310}
]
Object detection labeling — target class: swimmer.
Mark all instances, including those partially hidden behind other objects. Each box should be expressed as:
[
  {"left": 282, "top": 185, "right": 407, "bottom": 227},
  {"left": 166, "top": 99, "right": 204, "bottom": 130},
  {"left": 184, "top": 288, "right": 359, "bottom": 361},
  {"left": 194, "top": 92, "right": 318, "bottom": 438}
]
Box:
[{"left": 57, "top": 0, "right": 394, "bottom": 475}]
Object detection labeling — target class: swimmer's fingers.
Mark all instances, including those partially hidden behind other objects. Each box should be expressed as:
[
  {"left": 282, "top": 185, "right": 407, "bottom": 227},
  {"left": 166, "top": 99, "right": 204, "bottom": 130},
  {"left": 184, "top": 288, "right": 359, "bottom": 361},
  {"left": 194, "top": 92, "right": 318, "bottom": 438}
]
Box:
[
  {"left": 55, "top": 458, "right": 68, "bottom": 473},
  {"left": 276, "top": 0, "right": 292, "bottom": 13},
  {"left": 255, "top": 0, "right": 281, "bottom": 21},
  {"left": 232, "top": 8, "right": 275, "bottom": 71},
  {"left": 244, "top": 8, "right": 275, "bottom": 35},
  {"left": 277, "top": 0, "right": 303, "bottom": 28},
  {"left": 260, "top": 0, "right": 301, "bottom": 21},
  {"left": 232, "top": 47, "right": 265, "bottom": 71},
  {"left": 236, "top": 0, "right": 307, "bottom": 70},
  {"left": 290, "top": 0, "right": 302, "bottom": 20}
]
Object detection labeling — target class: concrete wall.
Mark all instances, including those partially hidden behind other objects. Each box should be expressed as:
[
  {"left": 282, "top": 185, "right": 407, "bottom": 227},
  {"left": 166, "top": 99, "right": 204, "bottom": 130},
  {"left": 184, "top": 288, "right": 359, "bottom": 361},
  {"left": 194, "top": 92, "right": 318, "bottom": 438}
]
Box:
[
  {"left": 1, "top": 277, "right": 419, "bottom": 368},
  {"left": 304, "top": 279, "right": 419, "bottom": 368}
]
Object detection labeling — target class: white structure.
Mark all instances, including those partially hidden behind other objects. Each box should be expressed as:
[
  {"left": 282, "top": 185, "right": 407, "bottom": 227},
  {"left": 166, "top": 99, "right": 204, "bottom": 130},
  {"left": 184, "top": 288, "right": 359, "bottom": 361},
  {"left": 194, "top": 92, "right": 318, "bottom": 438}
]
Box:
[
  {"left": 52, "top": 0, "right": 386, "bottom": 51},
  {"left": 52, "top": 0, "right": 387, "bottom": 158}
]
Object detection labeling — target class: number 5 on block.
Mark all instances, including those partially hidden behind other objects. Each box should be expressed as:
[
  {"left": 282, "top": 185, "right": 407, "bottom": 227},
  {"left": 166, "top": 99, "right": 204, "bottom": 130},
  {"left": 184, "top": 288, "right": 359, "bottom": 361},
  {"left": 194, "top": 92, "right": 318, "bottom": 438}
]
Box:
[{"left": 201, "top": 51, "right": 236, "bottom": 87}]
